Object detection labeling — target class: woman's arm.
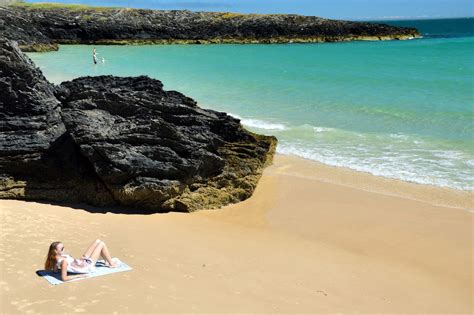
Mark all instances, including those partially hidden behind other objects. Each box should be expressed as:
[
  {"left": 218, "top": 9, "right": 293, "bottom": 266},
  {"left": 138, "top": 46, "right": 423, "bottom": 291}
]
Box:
[{"left": 60, "top": 260, "right": 88, "bottom": 281}]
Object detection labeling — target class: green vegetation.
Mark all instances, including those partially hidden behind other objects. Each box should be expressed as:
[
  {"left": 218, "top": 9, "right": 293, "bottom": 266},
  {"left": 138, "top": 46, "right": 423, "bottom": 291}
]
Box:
[
  {"left": 217, "top": 12, "right": 291, "bottom": 23},
  {"left": 10, "top": 2, "right": 115, "bottom": 11},
  {"left": 220, "top": 12, "right": 272, "bottom": 19},
  {"left": 18, "top": 43, "right": 59, "bottom": 52},
  {"left": 220, "top": 12, "right": 246, "bottom": 19}
]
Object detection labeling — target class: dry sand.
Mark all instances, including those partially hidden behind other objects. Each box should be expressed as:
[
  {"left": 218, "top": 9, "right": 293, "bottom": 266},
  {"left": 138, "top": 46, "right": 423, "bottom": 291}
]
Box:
[{"left": 0, "top": 154, "right": 472, "bottom": 314}]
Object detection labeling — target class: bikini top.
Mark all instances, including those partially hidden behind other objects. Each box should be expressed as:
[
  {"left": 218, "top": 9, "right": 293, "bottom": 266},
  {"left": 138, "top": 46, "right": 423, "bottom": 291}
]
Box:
[
  {"left": 56, "top": 254, "right": 95, "bottom": 273},
  {"left": 56, "top": 254, "right": 74, "bottom": 269}
]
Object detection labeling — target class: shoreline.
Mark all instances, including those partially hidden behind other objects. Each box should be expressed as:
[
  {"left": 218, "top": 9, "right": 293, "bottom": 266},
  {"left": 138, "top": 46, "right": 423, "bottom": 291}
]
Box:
[
  {"left": 18, "top": 34, "right": 420, "bottom": 52},
  {"left": 24, "top": 41, "right": 471, "bottom": 196},
  {"left": 1, "top": 152, "right": 471, "bottom": 313},
  {"left": 272, "top": 154, "right": 473, "bottom": 210}
]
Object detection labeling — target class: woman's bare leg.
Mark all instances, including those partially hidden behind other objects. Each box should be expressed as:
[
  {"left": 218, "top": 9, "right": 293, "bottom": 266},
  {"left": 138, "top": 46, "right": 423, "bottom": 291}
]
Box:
[
  {"left": 89, "top": 241, "right": 117, "bottom": 267},
  {"left": 99, "top": 243, "right": 117, "bottom": 267},
  {"left": 82, "top": 239, "right": 101, "bottom": 258}
]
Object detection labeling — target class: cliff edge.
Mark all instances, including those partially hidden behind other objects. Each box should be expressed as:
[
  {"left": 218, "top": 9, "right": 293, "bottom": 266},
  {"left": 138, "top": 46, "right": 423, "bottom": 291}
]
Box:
[{"left": 0, "top": 3, "right": 420, "bottom": 51}]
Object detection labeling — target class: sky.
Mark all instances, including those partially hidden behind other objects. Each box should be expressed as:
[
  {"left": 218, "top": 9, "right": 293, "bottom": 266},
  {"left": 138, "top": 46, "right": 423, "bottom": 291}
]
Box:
[{"left": 26, "top": 0, "right": 474, "bottom": 20}]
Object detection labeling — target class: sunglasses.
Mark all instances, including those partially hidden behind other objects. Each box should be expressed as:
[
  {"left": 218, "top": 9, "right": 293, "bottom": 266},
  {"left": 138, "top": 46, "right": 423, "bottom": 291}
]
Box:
[{"left": 58, "top": 247, "right": 64, "bottom": 251}]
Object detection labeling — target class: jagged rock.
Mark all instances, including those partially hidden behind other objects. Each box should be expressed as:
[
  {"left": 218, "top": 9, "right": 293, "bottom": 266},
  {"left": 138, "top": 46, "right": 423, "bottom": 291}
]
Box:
[
  {"left": 0, "top": 38, "right": 276, "bottom": 212},
  {"left": 0, "top": 4, "right": 420, "bottom": 51}
]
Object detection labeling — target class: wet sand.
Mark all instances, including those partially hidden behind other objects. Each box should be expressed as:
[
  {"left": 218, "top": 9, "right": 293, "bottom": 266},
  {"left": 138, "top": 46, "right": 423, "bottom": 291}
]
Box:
[{"left": 0, "top": 154, "right": 472, "bottom": 313}]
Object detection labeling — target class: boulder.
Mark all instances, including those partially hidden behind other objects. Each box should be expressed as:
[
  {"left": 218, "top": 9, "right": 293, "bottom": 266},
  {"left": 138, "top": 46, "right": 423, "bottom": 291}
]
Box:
[{"left": 0, "top": 38, "right": 276, "bottom": 212}]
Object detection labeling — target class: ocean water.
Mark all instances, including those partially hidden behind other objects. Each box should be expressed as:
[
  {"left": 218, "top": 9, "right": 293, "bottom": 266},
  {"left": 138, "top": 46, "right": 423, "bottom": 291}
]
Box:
[{"left": 27, "top": 18, "right": 474, "bottom": 190}]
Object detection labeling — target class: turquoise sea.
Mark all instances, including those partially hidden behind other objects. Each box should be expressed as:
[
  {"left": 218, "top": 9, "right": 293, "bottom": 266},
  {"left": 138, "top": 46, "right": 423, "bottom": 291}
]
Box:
[{"left": 27, "top": 18, "right": 474, "bottom": 190}]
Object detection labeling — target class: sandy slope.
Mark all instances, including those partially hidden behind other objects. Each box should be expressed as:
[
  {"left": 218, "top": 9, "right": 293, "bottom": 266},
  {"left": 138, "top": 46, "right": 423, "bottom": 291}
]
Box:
[{"left": 0, "top": 154, "right": 472, "bottom": 313}]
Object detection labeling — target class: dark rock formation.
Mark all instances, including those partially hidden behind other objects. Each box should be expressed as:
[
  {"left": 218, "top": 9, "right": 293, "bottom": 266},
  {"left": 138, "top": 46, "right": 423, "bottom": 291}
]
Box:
[
  {"left": 0, "top": 38, "right": 276, "bottom": 212},
  {"left": 0, "top": 3, "right": 420, "bottom": 51}
]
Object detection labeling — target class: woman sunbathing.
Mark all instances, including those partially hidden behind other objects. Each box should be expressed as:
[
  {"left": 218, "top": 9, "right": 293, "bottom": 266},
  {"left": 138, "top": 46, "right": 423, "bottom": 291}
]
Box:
[{"left": 44, "top": 239, "right": 119, "bottom": 281}]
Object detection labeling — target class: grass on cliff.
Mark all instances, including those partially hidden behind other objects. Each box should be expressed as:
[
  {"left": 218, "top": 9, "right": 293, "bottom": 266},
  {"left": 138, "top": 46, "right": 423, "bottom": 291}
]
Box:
[
  {"left": 220, "top": 12, "right": 285, "bottom": 19},
  {"left": 11, "top": 3, "right": 283, "bottom": 18},
  {"left": 10, "top": 2, "right": 117, "bottom": 11}
]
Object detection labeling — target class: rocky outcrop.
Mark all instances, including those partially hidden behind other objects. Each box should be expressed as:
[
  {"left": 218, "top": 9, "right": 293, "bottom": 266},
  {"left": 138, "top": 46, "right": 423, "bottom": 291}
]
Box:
[
  {"left": 0, "top": 38, "right": 276, "bottom": 212},
  {"left": 0, "top": 37, "right": 74, "bottom": 201},
  {"left": 0, "top": 3, "right": 420, "bottom": 51}
]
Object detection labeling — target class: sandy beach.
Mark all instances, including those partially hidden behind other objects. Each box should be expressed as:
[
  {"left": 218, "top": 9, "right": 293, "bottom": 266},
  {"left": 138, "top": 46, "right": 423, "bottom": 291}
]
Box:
[{"left": 0, "top": 154, "right": 472, "bottom": 313}]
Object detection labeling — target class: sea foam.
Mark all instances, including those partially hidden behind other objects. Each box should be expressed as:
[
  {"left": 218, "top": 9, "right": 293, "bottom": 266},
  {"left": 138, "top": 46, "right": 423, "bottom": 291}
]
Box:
[{"left": 228, "top": 113, "right": 287, "bottom": 131}]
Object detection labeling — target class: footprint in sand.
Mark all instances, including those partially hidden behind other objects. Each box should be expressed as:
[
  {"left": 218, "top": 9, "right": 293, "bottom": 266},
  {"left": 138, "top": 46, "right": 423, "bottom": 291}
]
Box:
[{"left": 315, "top": 290, "right": 328, "bottom": 296}]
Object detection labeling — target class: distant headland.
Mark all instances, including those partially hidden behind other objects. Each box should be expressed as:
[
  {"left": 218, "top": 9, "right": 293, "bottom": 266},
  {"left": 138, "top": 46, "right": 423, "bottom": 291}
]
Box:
[{"left": 0, "top": 2, "right": 420, "bottom": 52}]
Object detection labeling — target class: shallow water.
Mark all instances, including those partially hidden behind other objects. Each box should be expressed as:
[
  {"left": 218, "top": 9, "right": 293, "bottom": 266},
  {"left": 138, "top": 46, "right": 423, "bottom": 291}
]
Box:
[{"left": 28, "top": 18, "right": 474, "bottom": 190}]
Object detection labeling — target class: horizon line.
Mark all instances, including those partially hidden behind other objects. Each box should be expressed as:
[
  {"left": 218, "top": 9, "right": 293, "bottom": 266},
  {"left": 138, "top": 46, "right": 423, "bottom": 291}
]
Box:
[{"left": 352, "top": 16, "right": 474, "bottom": 21}]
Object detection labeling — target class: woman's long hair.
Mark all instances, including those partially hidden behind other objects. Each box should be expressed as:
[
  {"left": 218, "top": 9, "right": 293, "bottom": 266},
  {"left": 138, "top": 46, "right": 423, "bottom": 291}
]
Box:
[{"left": 44, "top": 241, "right": 61, "bottom": 270}]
